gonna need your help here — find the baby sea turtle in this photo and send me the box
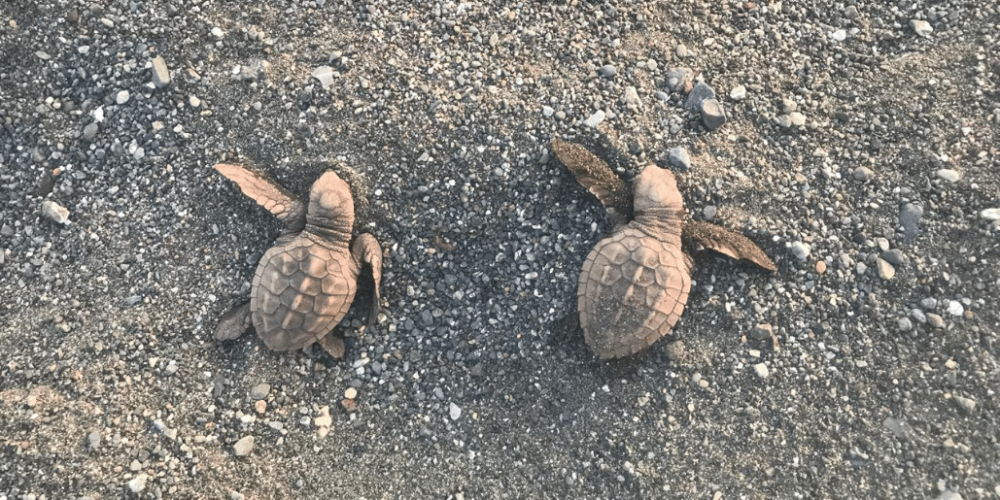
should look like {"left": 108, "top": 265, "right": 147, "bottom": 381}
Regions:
{"left": 553, "top": 138, "right": 775, "bottom": 359}
{"left": 213, "top": 163, "right": 382, "bottom": 359}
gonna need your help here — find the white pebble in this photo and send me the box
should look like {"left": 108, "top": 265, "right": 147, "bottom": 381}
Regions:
{"left": 947, "top": 301, "right": 964, "bottom": 316}
{"left": 115, "top": 90, "right": 130, "bottom": 104}
{"left": 753, "top": 363, "right": 769, "bottom": 379}
{"left": 449, "top": 402, "right": 462, "bottom": 421}
{"left": 41, "top": 200, "right": 70, "bottom": 224}
{"left": 127, "top": 474, "right": 148, "bottom": 493}
{"left": 978, "top": 208, "right": 1000, "bottom": 221}
{"left": 729, "top": 85, "right": 746, "bottom": 100}
{"left": 584, "top": 110, "right": 606, "bottom": 128}
{"left": 935, "top": 169, "right": 960, "bottom": 182}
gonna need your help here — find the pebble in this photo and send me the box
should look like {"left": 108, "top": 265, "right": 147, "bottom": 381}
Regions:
{"left": 646, "top": 59, "right": 658, "bottom": 71}
{"left": 115, "top": 90, "right": 130, "bottom": 104}
{"left": 667, "top": 147, "right": 691, "bottom": 170}
{"left": 233, "top": 436, "right": 254, "bottom": 456}
{"left": 830, "top": 29, "right": 847, "bottom": 42}
{"left": 41, "top": 200, "right": 70, "bottom": 224}
{"left": 675, "top": 44, "right": 690, "bottom": 58}
{"left": 702, "top": 206, "right": 717, "bottom": 220}
{"left": 211, "top": 26, "right": 224, "bottom": 38}
{"left": 910, "top": 20, "right": 933, "bottom": 37}
{"left": 926, "top": 313, "right": 943, "bottom": 328}
{"left": 127, "top": 474, "right": 148, "bottom": 493}
{"left": 254, "top": 400, "right": 266, "bottom": 414}
{"left": 685, "top": 82, "right": 716, "bottom": 111}
{"left": 83, "top": 122, "right": 99, "bottom": 141}
{"left": 750, "top": 323, "right": 773, "bottom": 340}
{"left": 781, "top": 99, "right": 798, "bottom": 113}
{"left": 947, "top": 301, "right": 964, "bottom": 316}
{"left": 314, "top": 406, "right": 333, "bottom": 428}
{"left": 665, "top": 68, "right": 692, "bottom": 93}
{"left": 853, "top": 166, "right": 873, "bottom": 181}
{"left": 344, "top": 387, "right": 358, "bottom": 399}
{"left": 897, "top": 317, "right": 913, "bottom": 332}
{"left": 937, "top": 491, "right": 963, "bottom": 500}
{"left": 952, "top": 396, "right": 976, "bottom": 413}
{"left": 753, "top": 363, "right": 769, "bottom": 379}
{"left": 935, "top": 169, "right": 960, "bottom": 182}
{"left": 654, "top": 91, "right": 669, "bottom": 101}
{"left": 449, "top": 402, "right": 462, "bottom": 421}
{"left": 623, "top": 86, "right": 642, "bottom": 109}
{"left": 980, "top": 208, "right": 1000, "bottom": 221}
{"left": 882, "top": 249, "right": 906, "bottom": 266}
{"left": 312, "top": 66, "right": 335, "bottom": 90}
{"left": 729, "top": 85, "right": 746, "bottom": 100}
{"left": 899, "top": 203, "right": 923, "bottom": 239}
{"left": 88, "top": 431, "right": 101, "bottom": 450}
{"left": 788, "top": 241, "right": 810, "bottom": 261}
{"left": 583, "top": 110, "right": 605, "bottom": 128}
{"left": 598, "top": 64, "right": 617, "bottom": 77}
{"left": 815, "top": 261, "right": 827, "bottom": 274}
{"left": 921, "top": 298, "right": 938, "bottom": 309}
{"left": 250, "top": 383, "right": 270, "bottom": 400}
{"left": 700, "top": 99, "right": 727, "bottom": 131}
{"left": 189, "top": 95, "right": 201, "bottom": 108}
{"left": 788, "top": 112, "right": 806, "bottom": 127}
{"left": 541, "top": 106, "right": 554, "bottom": 117}
{"left": 875, "top": 258, "right": 895, "bottom": 280}
{"left": 151, "top": 56, "right": 170, "bottom": 88}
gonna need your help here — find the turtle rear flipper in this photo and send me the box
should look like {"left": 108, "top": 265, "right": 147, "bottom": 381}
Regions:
{"left": 215, "top": 302, "right": 252, "bottom": 340}
{"left": 351, "top": 233, "right": 383, "bottom": 329}
{"left": 683, "top": 220, "right": 776, "bottom": 271}
{"left": 552, "top": 138, "right": 632, "bottom": 226}
{"left": 214, "top": 164, "right": 308, "bottom": 232}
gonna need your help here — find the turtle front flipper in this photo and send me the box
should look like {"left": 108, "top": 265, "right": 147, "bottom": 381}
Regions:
{"left": 552, "top": 138, "right": 633, "bottom": 227}
{"left": 215, "top": 302, "right": 252, "bottom": 340}
{"left": 351, "top": 233, "right": 383, "bottom": 329}
{"left": 214, "top": 164, "right": 308, "bottom": 232}
{"left": 316, "top": 333, "right": 346, "bottom": 359}
{"left": 682, "top": 220, "right": 776, "bottom": 271}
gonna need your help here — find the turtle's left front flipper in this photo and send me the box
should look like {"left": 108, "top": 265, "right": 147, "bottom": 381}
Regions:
{"left": 683, "top": 220, "right": 777, "bottom": 271}
{"left": 552, "top": 138, "right": 633, "bottom": 227}
{"left": 214, "top": 164, "right": 308, "bottom": 232}
{"left": 352, "top": 233, "right": 383, "bottom": 328}
{"left": 215, "top": 302, "right": 252, "bottom": 340}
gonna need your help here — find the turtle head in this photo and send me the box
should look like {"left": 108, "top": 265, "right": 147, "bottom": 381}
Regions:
{"left": 306, "top": 170, "right": 355, "bottom": 233}
{"left": 632, "top": 165, "right": 684, "bottom": 213}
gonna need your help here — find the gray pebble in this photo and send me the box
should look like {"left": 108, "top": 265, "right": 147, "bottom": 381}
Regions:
{"left": 700, "top": 99, "right": 727, "bottom": 131}
{"left": 665, "top": 68, "right": 692, "bottom": 93}
{"left": 911, "top": 308, "right": 926, "bottom": 323}
{"left": 583, "top": 110, "right": 606, "bottom": 128}
{"left": 623, "top": 86, "right": 641, "bottom": 109}
{"left": 920, "top": 298, "right": 938, "bottom": 309}
{"left": 654, "top": 91, "right": 669, "bottom": 101}
{"left": 541, "top": 106, "right": 554, "bottom": 117}
{"left": 853, "top": 166, "right": 873, "bottom": 181}
{"left": 311, "top": 66, "right": 335, "bottom": 90}
{"left": 667, "top": 147, "right": 691, "bottom": 170}
{"left": 935, "top": 169, "right": 960, "bottom": 183}
{"left": 151, "top": 56, "right": 170, "bottom": 88}
{"left": 910, "top": 19, "right": 933, "bottom": 36}
{"left": 781, "top": 98, "right": 798, "bottom": 113}
{"left": 250, "top": 383, "right": 271, "bottom": 400}
{"left": 598, "top": 64, "right": 617, "bottom": 77}
{"left": 685, "top": 82, "right": 715, "bottom": 111}
{"left": 750, "top": 324, "right": 773, "bottom": 340}
{"left": 953, "top": 396, "right": 975, "bottom": 413}
{"left": 882, "top": 249, "right": 906, "bottom": 266}
{"left": 897, "top": 317, "right": 913, "bottom": 331}
{"left": 83, "top": 122, "right": 99, "bottom": 141}
{"left": 449, "top": 402, "right": 462, "bottom": 421}
{"left": 115, "top": 90, "right": 130, "bottom": 105}
{"left": 702, "top": 206, "right": 717, "bottom": 220}
{"left": 127, "top": 474, "right": 148, "bottom": 493}
{"left": 776, "top": 115, "right": 792, "bottom": 128}
{"left": 899, "top": 203, "right": 923, "bottom": 239}
{"left": 675, "top": 44, "right": 690, "bottom": 58}
{"left": 788, "top": 241, "right": 811, "bottom": 261}
{"left": 88, "top": 431, "right": 101, "bottom": 450}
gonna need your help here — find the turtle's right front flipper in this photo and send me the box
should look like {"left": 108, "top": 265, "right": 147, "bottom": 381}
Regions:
{"left": 214, "top": 164, "right": 308, "bottom": 232}
{"left": 552, "top": 138, "right": 633, "bottom": 226}
{"left": 215, "top": 302, "right": 252, "bottom": 341}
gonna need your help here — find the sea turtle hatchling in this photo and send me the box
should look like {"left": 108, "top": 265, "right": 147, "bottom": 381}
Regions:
{"left": 553, "top": 138, "right": 776, "bottom": 359}
{"left": 213, "top": 163, "right": 382, "bottom": 359}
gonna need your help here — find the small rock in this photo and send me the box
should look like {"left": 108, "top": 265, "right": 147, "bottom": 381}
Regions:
{"left": 344, "top": 387, "right": 358, "bottom": 399}
{"left": 788, "top": 241, "right": 810, "bottom": 261}
{"left": 897, "top": 317, "right": 913, "bottom": 332}
{"left": 702, "top": 206, "right": 717, "bottom": 220}
{"left": 882, "top": 249, "right": 906, "bottom": 266}
{"left": 654, "top": 91, "right": 669, "bottom": 101}
{"left": 875, "top": 258, "right": 896, "bottom": 280}
{"left": 750, "top": 324, "right": 773, "bottom": 340}
{"left": 952, "top": 396, "right": 976, "bottom": 413}
{"left": 583, "top": 110, "right": 606, "bottom": 128}
{"left": 937, "top": 490, "right": 963, "bottom": 500}
{"left": 844, "top": 6, "right": 859, "bottom": 19}
{"left": 314, "top": 406, "right": 333, "bottom": 428}
{"left": 685, "top": 82, "right": 716, "bottom": 111}
{"left": 910, "top": 19, "right": 933, "bottom": 37}
{"left": 830, "top": 29, "right": 847, "bottom": 42}
{"left": 667, "top": 147, "right": 691, "bottom": 170}
{"left": 781, "top": 98, "right": 798, "bottom": 113}
{"left": 776, "top": 115, "right": 792, "bottom": 128}
{"left": 753, "top": 363, "right": 769, "bottom": 379}
{"left": 899, "top": 203, "right": 923, "bottom": 239}
{"left": 921, "top": 298, "right": 938, "bottom": 309}
{"left": 250, "top": 383, "right": 270, "bottom": 400}
{"left": 311, "top": 65, "right": 335, "bottom": 90}
{"left": 815, "top": 261, "right": 827, "bottom": 274}
{"left": 449, "top": 402, "right": 462, "bottom": 421}
{"left": 211, "top": 26, "right": 225, "bottom": 38}
{"left": 115, "top": 90, "right": 130, "bottom": 104}
{"left": 646, "top": 59, "right": 658, "bottom": 71}
{"left": 729, "top": 85, "right": 746, "bottom": 100}
{"left": 623, "top": 86, "right": 642, "bottom": 109}
{"left": 926, "top": 313, "right": 944, "bottom": 328}
{"left": 541, "top": 106, "right": 554, "bottom": 117}
{"left": 853, "top": 166, "right": 873, "bottom": 181}
{"left": 675, "top": 44, "right": 690, "bottom": 58}
{"left": 935, "top": 169, "right": 960, "bottom": 182}
{"left": 83, "top": 122, "right": 99, "bottom": 141}
{"left": 788, "top": 112, "right": 806, "bottom": 127}
{"left": 233, "top": 436, "right": 254, "bottom": 456}
{"left": 700, "top": 99, "right": 726, "bottom": 131}
{"left": 980, "top": 208, "right": 1000, "bottom": 221}
{"left": 127, "top": 474, "right": 148, "bottom": 493}
{"left": 42, "top": 200, "right": 70, "bottom": 224}
{"left": 665, "top": 68, "right": 692, "bottom": 93}
{"left": 664, "top": 341, "right": 686, "bottom": 363}
{"left": 151, "top": 56, "right": 170, "bottom": 88}
{"left": 598, "top": 64, "right": 617, "bottom": 77}
{"left": 254, "top": 400, "right": 266, "bottom": 414}
{"left": 189, "top": 95, "right": 201, "bottom": 108}
{"left": 947, "top": 301, "right": 964, "bottom": 316}
{"left": 88, "top": 431, "right": 101, "bottom": 450}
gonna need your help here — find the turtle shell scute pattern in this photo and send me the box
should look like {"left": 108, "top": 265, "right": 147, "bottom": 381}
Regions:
{"left": 578, "top": 226, "right": 692, "bottom": 359}
{"left": 251, "top": 234, "right": 355, "bottom": 351}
